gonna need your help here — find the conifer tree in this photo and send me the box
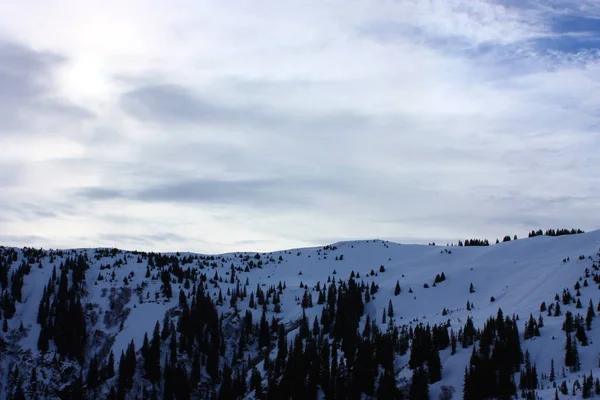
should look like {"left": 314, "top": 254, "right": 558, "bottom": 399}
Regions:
{"left": 428, "top": 346, "right": 442, "bottom": 383}
{"left": 576, "top": 324, "right": 588, "bottom": 346}
{"left": 106, "top": 351, "right": 115, "bottom": 379}
{"left": 586, "top": 300, "right": 595, "bottom": 330}
{"left": 13, "top": 378, "right": 26, "bottom": 400}
{"left": 376, "top": 370, "right": 397, "bottom": 400}
{"left": 87, "top": 355, "right": 99, "bottom": 389}
{"left": 565, "top": 333, "right": 580, "bottom": 371}
{"left": 387, "top": 300, "right": 394, "bottom": 319}
{"left": 145, "top": 321, "right": 161, "bottom": 383}
{"left": 259, "top": 309, "right": 271, "bottom": 348}
{"left": 410, "top": 366, "right": 429, "bottom": 399}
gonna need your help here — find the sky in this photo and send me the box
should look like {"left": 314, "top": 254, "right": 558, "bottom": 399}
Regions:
{"left": 1, "top": 0, "right": 600, "bottom": 253}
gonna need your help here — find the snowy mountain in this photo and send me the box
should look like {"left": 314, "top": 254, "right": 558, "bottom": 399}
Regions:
{"left": 1, "top": 229, "right": 599, "bottom": 399}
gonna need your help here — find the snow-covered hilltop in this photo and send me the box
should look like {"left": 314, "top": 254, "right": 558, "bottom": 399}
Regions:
{"left": 1, "top": 229, "right": 599, "bottom": 399}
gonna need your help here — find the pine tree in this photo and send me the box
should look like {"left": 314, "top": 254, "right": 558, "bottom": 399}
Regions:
{"left": 29, "top": 368, "right": 38, "bottom": 396}
{"left": 586, "top": 299, "right": 595, "bottom": 330}
{"left": 106, "top": 351, "right": 115, "bottom": 378}
{"left": 410, "top": 366, "right": 429, "bottom": 400}
{"left": 560, "top": 381, "right": 568, "bottom": 395}
{"left": 463, "top": 367, "right": 473, "bottom": 400}
{"left": 13, "top": 378, "right": 26, "bottom": 400}
{"left": 161, "top": 314, "right": 171, "bottom": 340}
{"left": 258, "top": 309, "right": 270, "bottom": 348}
{"left": 376, "top": 370, "right": 397, "bottom": 400}
{"left": 565, "top": 333, "right": 580, "bottom": 371}
{"left": 37, "top": 325, "right": 49, "bottom": 352}
{"left": 450, "top": 330, "right": 457, "bottom": 355}
{"left": 87, "top": 355, "right": 99, "bottom": 389}
{"left": 169, "top": 331, "right": 177, "bottom": 366}
{"left": 164, "top": 357, "right": 173, "bottom": 400}
{"left": 428, "top": 346, "right": 442, "bottom": 383}
{"left": 576, "top": 324, "right": 588, "bottom": 346}
{"left": 145, "top": 321, "right": 162, "bottom": 382}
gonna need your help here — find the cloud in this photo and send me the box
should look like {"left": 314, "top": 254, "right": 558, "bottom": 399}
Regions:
{"left": 0, "top": 40, "right": 94, "bottom": 133}
{"left": 0, "top": 234, "right": 49, "bottom": 246}
{"left": 120, "top": 83, "right": 369, "bottom": 134}
{"left": 75, "top": 176, "right": 337, "bottom": 211}
{"left": 77, "top": 187, "right": 124, "bottom": 201}
{"left": 97, "top": 232, "right": 188, "bottom": 248}
{"left": 1, "top": 0, "right": 600, "bottom": 252}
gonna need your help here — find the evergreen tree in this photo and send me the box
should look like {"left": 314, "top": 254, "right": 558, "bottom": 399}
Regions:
{"left": 586, "top": 299, "right": 595, "bottom": 330}
{"left": 250, "top": 368, "right": 262, "bottom": 398}
{"left": 565, "top": 333, "right": 580, "bottom": 371}
{"left": 258, "top": 309, "right": 270, "bottom": 348}
{"left": 106, "top": 351, "right": 115, "bottom": 379}
{"left": 463, "top": 367, "right": 473, "bottom": 400}
{"left": 387, "top": 300, "right": 394, "bottom": 319}
{"left": 576, "top": 324, "right": 588, "bottom": 346}
{"left": 376, "top": 370, "right": 397, "bottom": 400}
{"left": 145, "top": 321, "right": 162, "bottom": 383}
{"left": 13, "top": 379, "right": 26, "bottom": 400}
{"left": 428, "top": 345, "right": 442, "bottom": 383}
{"left": 410, "top": 366, "right": 429, "bottom": 399}
{"left": 87, "top": 355, "right": 99, "bottom": 389}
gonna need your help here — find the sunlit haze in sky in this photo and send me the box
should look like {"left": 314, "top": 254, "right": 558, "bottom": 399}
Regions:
{"left": 1, "top": 0, "right": 600, "bottom": 253}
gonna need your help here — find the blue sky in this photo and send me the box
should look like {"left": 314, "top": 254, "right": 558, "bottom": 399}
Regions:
{"left": 0, "top": 0, "right": 599, "bottom": 252}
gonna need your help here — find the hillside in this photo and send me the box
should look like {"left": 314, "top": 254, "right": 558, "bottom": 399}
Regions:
{"left": 1, "top": 230, "right": 599, "bottom": 399}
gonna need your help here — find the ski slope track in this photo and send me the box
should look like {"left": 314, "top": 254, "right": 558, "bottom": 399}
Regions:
{"left": 1, "top": 230, "right": 600, "bottom": 399}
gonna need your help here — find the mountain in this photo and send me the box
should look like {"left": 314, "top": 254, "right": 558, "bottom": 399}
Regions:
{"left": 0, "top": 229, "right": 598, "bottom": 399}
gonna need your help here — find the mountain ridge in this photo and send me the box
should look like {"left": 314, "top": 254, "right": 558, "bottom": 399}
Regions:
{"left": 1, "top": 229, "right": 599, "bottom": 399}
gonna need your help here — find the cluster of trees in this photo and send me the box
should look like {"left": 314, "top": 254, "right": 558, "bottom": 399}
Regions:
{"left": 408, "top": 324, "right": 445, "bottom": 384}
{"left": 518, "top": 351, "right": 538, "bottom": 399}
{"left": 458, "top": 239, "right": 490, "bottom": 247}
{"left": 451, "top": 227, "right": 585, "bottom": 246}
{"left": 528, "top": 228, "right": 585, "bottom": 237}
{"left": 580, "top": 371, "right": 600, "bottom": 398}
{"left": 433, "top": 272, "right": 447, "bottom": 285}
{"left": 528, "top": 229, "right": 545, "bottom": 238}
{"left": 499, "top": 235, "right": 517, "bottom": 243}
{"left": 5, "top": 231, "right": 598, "bottom": 400}
{"left": 0, "top": 250, "right": 33, "bottom": 322}
{"left": 37, "top": 257, "right": 89, "bottom": 363}
{"left": 463, "top": 309, "right": 523, "bottom": 399}
{"left": 546, "top": 228, "right": 585, "bottom": 237}
{"left": 523, "top": 314, "right": 542, "bottom": 340}
{"left": 104, "top": 282, "right": 223, "bottom": 399}
{"left": 252, "top": 275, "right": 413, "bottom": 399}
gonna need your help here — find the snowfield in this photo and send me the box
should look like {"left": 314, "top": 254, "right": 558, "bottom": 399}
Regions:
{"left": 2, "top": 229, "right": 600, "bottom": 399}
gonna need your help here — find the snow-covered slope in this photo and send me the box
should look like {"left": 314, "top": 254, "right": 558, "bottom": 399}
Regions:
{"left": 1, "top": 230, "right": 600, "bottom": 399}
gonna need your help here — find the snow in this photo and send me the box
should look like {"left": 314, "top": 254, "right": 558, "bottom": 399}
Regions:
{"left": 5, "top": 230, "right": 600, "bottom": 399}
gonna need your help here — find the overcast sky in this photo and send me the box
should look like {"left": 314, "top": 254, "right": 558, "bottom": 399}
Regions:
{"left": 1, "top": 0, "right": 599, "bottom": 253}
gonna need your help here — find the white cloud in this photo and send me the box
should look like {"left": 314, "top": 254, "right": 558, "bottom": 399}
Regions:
{"left": 0, "top": 0, "right": 599, "bottom": 252}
